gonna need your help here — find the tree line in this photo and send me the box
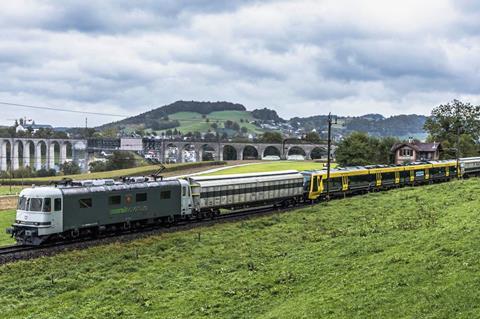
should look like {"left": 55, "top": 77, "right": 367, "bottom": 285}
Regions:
{"left": 335, "top": 99, "right": 480, "bottom": 166}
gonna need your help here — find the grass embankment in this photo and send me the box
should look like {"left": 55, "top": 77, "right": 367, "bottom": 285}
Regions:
{"left": 0, "top": 186, "right": 24, "bottom": 196}
{"left": 204, "top": 161, "right": 329, "bottom": 175}
{"left": 1, "top": 179, "right": 480, "bottom": 318}
{"left": 2, "top": 161, "right": 226, "bottom": 185}
{"left": 0, "top": 210, "right": 14, "bottom": 246}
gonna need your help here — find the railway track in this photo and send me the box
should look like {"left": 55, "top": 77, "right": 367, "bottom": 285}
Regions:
{"left": 0, "top": 244, "right": 37, "bottom": 255}
{"left": 0, "top": 202, "right": 301, "bottom": 264}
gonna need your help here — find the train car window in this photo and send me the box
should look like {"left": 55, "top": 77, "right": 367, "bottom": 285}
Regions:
{"left": 312, "top": 176, "right": 318, "bottom": 192}
{"left": 382, "top": 172, "right": 395, "bottom": 182}
{"left": 136, "top": 193, "right": 147, "bottom": 202}
{"left": 30, "top": 198, "right": 43, "bottom": 211}
{"left": 331, "top": 178, "right": 343, "bottom": 191}
{"left": 160, "top": 191, "right": 171, "bottom": 199}
{"left": 54, "top": 198, "right": 62, "bottom": 211}
{"left": 182, "top": 187, "right": 186, "bottom": 196}
{"left": 43, "top": 198, "right": 51, "bottom": 212}
{"left": 109, "top": 195, "right": 121, "bottom": 205}
{"left": 79, "top": 198, "right": 92, "bottom": 209}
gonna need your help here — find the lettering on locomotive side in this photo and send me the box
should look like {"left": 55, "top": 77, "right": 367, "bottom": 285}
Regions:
{"left": 110, "top": 206, "right": 148, "bottom": 215}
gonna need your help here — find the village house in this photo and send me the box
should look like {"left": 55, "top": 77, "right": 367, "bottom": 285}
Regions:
{"left": 391, "top": 140, "right": 442, "bottom": 164}
{"left": 15, "top": 119, "right": 53, "bottom": 134}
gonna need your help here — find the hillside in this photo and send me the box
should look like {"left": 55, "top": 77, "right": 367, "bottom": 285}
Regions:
{"left": 99, "top": 101, "right": 247, "bottom": 130}
{"left": 291, "top": 114, "right": 428, "bottom": 138}
{"left": 167, "top": 110, "right": 264, "bottom": 135}
{"left": 97, "top": 100, "right": 427, "bottom": 138}
{"left": 1, "top": 179, "right": 479, "bottom": 318}
{"left": 98, "top": 101, "right": 273, "bottom": 136}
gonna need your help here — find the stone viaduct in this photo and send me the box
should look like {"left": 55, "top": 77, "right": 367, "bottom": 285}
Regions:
{"left": 142, "top": 139, "right": 334, "bottom": 163}
{"left": 0, "top": 138, "right": 86, "bottom": 171}
{"left": 0, "top": 137, "right": 334, "bottom": 171}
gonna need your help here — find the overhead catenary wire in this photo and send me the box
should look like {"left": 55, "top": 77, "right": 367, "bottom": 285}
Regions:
{"left": 0, "top": 101, "right": 130, "bottom": 118}
{"left": 0, "top": 101, "right": 254, "bottom": 123}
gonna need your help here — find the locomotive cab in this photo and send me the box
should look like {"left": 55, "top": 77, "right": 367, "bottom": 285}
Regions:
{"left": 7, "top": 187, "right": 63, "bottom": 245}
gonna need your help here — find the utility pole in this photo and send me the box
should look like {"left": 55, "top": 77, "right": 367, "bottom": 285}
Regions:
{"left": 456, "top": 124, "right": 461, "bottom": 178}
{"left": 326, "top": 113, "right": 336, "bottom": 200}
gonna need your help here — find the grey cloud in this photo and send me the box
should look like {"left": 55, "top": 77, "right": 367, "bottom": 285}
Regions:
{"left": 0, "top": 0, "right": 480, "bottom": 127}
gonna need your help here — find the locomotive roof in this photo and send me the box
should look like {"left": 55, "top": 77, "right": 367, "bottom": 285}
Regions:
{"left": 60, "top": 180, "right": 181, "bottom": 196}
{"left": 20, "top": 180, "right": 181, "bottom": 197}
{"left": 19, "top": 187, "right": 63, "bottom": 198}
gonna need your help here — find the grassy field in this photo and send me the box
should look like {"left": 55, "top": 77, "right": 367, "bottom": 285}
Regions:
{"left": 204, "top": 161, "right": 328, "bottom": 175}
{"left": 2, "top": 161, "right": 226, "bottom": 185}
{"left": 0, "top": 210, "right": 15, "bottom": 246}
{"left": 0, "top": 186, "right": 24, "bottom": 196}
{"left": 155, "top": 111, "right": 264, "bottom": 135}
{"left": 1, "top": 179, "right": 480, "bottom": 318}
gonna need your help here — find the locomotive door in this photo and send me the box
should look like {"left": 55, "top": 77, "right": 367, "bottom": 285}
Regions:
{"left": 179, "top": 180, "right": 193, "bottom": 216}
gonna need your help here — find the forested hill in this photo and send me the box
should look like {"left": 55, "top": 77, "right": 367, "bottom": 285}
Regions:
{"left": 291, "top": 114, "right": 428, "bottom": 138}
{"left": 98, "top": 101, "right": 247, "bottom": 129}
{"left": 97, "top": 100, "right": 427, "bottom": 138}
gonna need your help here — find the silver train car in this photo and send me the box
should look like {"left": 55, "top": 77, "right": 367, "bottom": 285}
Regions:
{"left": 187, "top": 170, "right": 305, "bottom": 214}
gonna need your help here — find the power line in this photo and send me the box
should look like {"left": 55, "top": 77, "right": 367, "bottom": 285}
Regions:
{"left": 0, "top": 101, "right": 130, "bottom": 118}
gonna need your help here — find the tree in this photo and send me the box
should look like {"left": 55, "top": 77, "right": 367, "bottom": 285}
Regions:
{"left": 210, "top": 123, "right": 218, "bottom": 130}
{"left": 425, "top": 100, "right": 480, "bottom": 140}
{"left": 240, "top": 127, "right": 248, "bottom": 134}
{"left": 89, "top": 160, "right": 107, "bottom": 173}
{"left": 106, "top": 151, "right": 137, "bottom": 170}
{"left": 304, "top": 131, "right": 321, "bottom": 143}
{"left": 260, "top": 132, "right": 283, "bottom": 143}
{"left": 35, "top": 168, "right": 57, "bottom": 177}
{"left": 60, "top": 161, "right": 81, "bottom": 175}
{"left": 424, "top": 100, "right": 480, "bottom": 158}
{"left": 102, "top": 127, "right": 119, "bottom": 138}
{"left": 335, "top": 132, "right": 397, "bottom": 166}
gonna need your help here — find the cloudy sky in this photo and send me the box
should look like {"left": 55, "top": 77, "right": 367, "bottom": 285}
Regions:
{"left": 1, "top": 0, "right": 480, "bottom": 127}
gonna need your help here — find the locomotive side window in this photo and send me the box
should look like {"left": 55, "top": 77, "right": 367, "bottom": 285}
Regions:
{"left": 54, "top": 198, "right": 62, "bottom": 211}
{"left": 43, "top": 198, "right": 51, "bottom": 212}
{"left": 136, "top": 193, "right": 147, "bottom": 202}
{"left": 79, "top": 198, "right": 93, "bottom": 208}
{"left": 160, "top": 191, "right": 171, "bottom": 199}
{"left": 109, "top": 195, "right": 121, "bottom": 205}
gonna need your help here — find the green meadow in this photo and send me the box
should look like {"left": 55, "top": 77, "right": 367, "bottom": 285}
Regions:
{"left": 204, "top": 161, "right": 328, "bottom": 175}
{"left": 1, "top": 179, "right": 480, "bottom": 318}
{"left": 156, "top": 111, "right": 264, "bottom": 135}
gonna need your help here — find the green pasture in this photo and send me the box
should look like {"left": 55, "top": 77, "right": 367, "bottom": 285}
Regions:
{"left": 156, "top": 111, "right": 264, "bottom": 135}
{"left": 1, "top": 179, "right": 479, "bottom": 318}
{"left": 203, "top": 161, "right": 328, "bottom": 175}
{"left": 0, "top": 210, "right": 15, "bottom": 246}
{"left": 0, "top": 186, "right": 24, "bottom": 196}
{"left": 3, "top": 161, "right": 226, "bottom": 185}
